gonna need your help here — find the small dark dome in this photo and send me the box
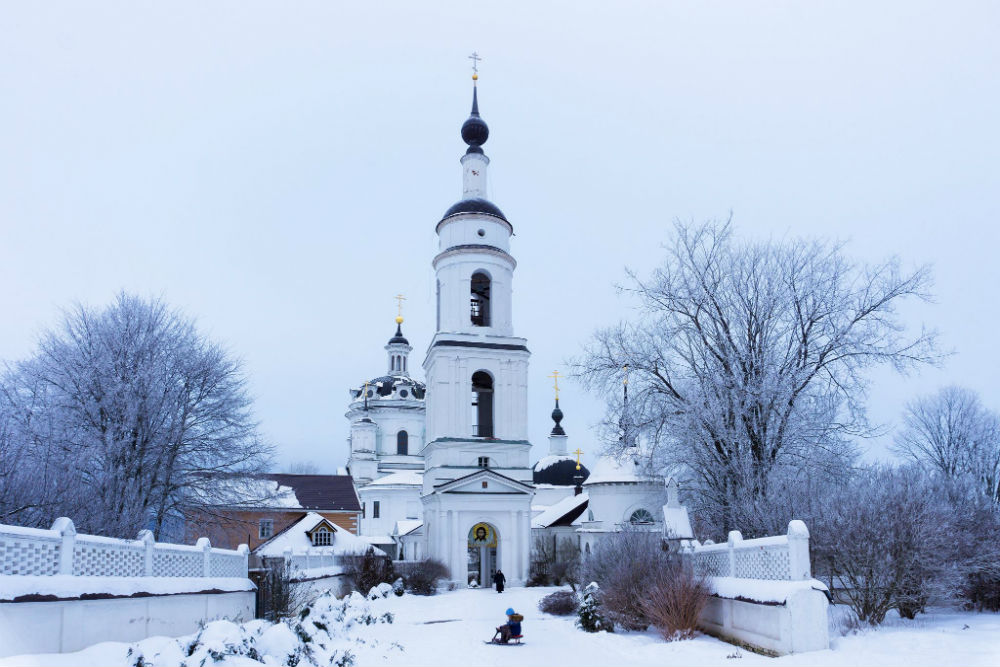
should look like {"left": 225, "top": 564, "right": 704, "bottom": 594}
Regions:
{"left": 532, "top": 456, "right": 591, "bottom": 487}
{"left": 551, "top": 401, "right": 565, "bottom": 436}
{"left": 441, "top": 197, "right": 507, "bottom": 222}
{"left": 461, "top": 86, "right": 489, "bottom": 149}
{"left": 387, "top": 323, "right": 409, "bottom": 346}
{"left": 461, "top": 115, "right": 489, "bottom": 148}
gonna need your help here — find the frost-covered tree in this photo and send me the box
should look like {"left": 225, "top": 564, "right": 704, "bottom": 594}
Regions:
{"left": 893, "top": 386, "right": 1000, "bottom": 503}
{"left": 576, "top": 220, "right": 937, "bottom": 536}
{"left": 0, "top": 293, "right": 272, "bottom": 538}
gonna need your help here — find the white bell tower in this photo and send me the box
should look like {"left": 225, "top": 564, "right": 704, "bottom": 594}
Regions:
{"left": 421, "top": 70, "right": 534, "bottom": 586}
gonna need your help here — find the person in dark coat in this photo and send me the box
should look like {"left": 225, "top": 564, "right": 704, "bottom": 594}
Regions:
{"left": 492, "top": 569, "right": 506, "bottom": 593}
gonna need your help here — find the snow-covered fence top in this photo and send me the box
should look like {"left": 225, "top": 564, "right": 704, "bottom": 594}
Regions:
{"left": 0, "top": 517, "right": 248, "bottom": 579}
{"left": 691, "top": 519, "right": 811, "bottom": 581}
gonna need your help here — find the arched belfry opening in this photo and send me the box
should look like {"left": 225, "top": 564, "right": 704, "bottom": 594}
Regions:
{"left": 471, "top": 371, "right": 494, "bottom": 438}
{"left": 470, "top": 272, "right": 491, "bottom": 326}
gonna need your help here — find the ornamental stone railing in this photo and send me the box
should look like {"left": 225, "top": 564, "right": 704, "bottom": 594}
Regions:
{"left": 0, "top": 517, "right": 248, "bottom": 579}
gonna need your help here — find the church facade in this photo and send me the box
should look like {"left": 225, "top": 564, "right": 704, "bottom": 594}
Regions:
{"left": 345, "top": 76, "right": 683, "bottom": 587}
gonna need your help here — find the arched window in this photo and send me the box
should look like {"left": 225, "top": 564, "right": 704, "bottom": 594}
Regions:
{"left": 397, "top": 430, "right": 408, "bottom": 455}
{"left": 470, "top": 272, "right": 491, "bottom": 326}
{"left": 471, "top": 371, "right": 494, "bottom": 438}
{"left": 629, "top": 509, "right": 656, "bottom": 525}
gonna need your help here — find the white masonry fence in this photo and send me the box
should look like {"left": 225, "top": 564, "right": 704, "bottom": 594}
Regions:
{"left": 684, "top": 520, "right": 830, "bottom": 656}
{"left": 0, "top": 517, "right": 248, "bottom": 579}
{"left": 690, "top": 519, "right": 812, "bottom": 582}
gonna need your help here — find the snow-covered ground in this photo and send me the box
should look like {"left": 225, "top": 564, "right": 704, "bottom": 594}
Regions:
{"left": 2, "top": 586, "right": 999, "bottom": 666}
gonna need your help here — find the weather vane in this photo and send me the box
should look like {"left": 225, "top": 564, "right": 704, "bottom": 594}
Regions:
{"left": 468, "top": 51, "right": 482, "bottom": 80}
{"left": 394, "top": 294, "right": 406, "bottom": 324}
{"left": 547, "top": 370, "right": 561, "bottom": 401}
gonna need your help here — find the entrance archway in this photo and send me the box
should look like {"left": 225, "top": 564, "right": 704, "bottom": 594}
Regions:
{"left": 467, "top": 522, "right": 498, "bottom": 587}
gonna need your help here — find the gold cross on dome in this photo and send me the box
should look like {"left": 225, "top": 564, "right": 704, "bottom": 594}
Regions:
{"left": 394, "top": 294, "right": 406, "bottom": 321}
{"left": 468, "top": 51, "right": 482, "bottom": 76}
{"left": 573, "top": 447, "right": 584, "bottom": 471}
{"left": 361, "top": 380, "right": 370, "bottom": 398}
{"left": 623, "top": 363, "right": 630, "bottom": 386}
{"left": 547, "top": 370, "right": 561, "bottom": 400}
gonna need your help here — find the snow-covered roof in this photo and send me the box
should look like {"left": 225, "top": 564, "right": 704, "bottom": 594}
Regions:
{"left": 256, "top": 512, "right": 379, "bottom": 557}
{"left": 663, "top": 505, "right": 693, "bottom": 540}
{"left": 366, "top": 470, "right": 422, "bottom": 487}
{"left": 533, "top": 455, "right": 574, "bottom": 473}
{"left": 358, "top": 535, "right": 395, "bottom": 546}
{"left": 532, "top": 493, "right": 589, "bottom": 529}
{"left": 192, "top": 477, "right": 302, "bottom": 508}
{"left": 394, "top": 520, "right": 422, "bottom": 537}
{"left": 583, "top": 448, "right": 657, "bottom": 486}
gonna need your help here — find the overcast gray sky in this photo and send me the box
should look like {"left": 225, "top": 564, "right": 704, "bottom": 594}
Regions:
{"left": 1, "top": 2, "right": 998, "bottom": 472}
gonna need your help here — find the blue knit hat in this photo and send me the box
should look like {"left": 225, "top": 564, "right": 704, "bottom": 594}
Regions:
{"left": 506, "top": 608, "right": 515, "bottom": 615}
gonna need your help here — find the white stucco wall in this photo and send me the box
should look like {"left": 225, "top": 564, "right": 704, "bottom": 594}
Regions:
{"left": 0, "top": 591, "right": 254, "bottom": 658}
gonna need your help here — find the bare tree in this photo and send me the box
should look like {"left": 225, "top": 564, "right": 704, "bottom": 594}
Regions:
{"left": 284, "top": 460, "right": 321, "bottom": 474}
{"left": 893, "top": 386, "right": 1000, "bottom": 503}
{"left": 0, "top": 293, "right": 273, "bottom": 538}
{"left": 576, "top": 220, "right": 938, "bottom": 536}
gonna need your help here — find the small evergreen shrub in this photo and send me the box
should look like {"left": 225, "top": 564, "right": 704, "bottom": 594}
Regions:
{"left": 576, "top": 582, "right": 612, "bottom": 633}
{"left": 539, "top": 590, "right": 578, "bottom": 616}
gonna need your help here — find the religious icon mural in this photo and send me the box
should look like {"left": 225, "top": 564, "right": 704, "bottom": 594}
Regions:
{"left": 468, "top": 522, "right": 497, "bottom": 548}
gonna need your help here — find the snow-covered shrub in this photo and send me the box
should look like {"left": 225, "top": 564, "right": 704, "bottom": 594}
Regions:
{"left": 404, "top": 558, "right": 449, "bottom": 595}
{"left": 576, "top": 582, "right": 612, "bottom": 633}
{"left": 581, "top": 528, "right": 670, "bottom": 630}
{"left": 539, "top": 590, "right": 578, "bottom": 616}
{"left": 392, "top": 577, "right": 405, "bottom": 597}
{"left": 342, "top": 547, "right": 396, "bottom": 595}
{"left": 640, "top": 559, "right": 709, "bottom": 640}
{"left": 367, "top": 582, "right": 393, "bottom": 600}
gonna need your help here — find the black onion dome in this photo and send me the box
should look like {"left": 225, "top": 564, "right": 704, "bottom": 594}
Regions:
{"left": 355, "top": 375, "right": 426, "bottom": 400}
{"left": 550, "top": 400, "right": 565, "bottom": 436}
{"left": 441, "top": 197, "right": 507, "bottom": 222}
{"left": 387, "top": 323, "right": 409, "bottom": 345}
{"left": 461, "top": 86, "right": 489, "bottom": 151}
{"left": 533, "top": 457, "right": 591, "bottom": 486}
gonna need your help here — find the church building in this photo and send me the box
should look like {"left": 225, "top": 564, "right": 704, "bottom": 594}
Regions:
{"left": 345, "top": 70, "right": 686, "bottom": 587}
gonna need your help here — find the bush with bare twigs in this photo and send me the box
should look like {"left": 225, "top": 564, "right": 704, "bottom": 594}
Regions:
{"left": 640, "top": 560, "right": 709, "bottom": 640}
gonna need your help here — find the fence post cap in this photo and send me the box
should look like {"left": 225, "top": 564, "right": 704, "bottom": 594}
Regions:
{"left": 51, "top": 517, "right": 76, "bottom": 536}
{"left": 727, "top": 530, "right": 743, "bottom": 546}
{"left": 787, "top": 519, "right": 809, "bottom": 538}
{"left": 196, "top": 537, "right": 211, "bottom": 550}
{"left": 237, "top": 544, "right": 250, "bottom": 555}
{"left": 137, "top": 529, "right": 155, "bottom": 544}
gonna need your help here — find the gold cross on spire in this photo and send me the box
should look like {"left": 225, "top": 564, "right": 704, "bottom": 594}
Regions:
{"left": 623, "top": 363, "right": 630, "bottom": 385}
{"left": 468, "top": 51, "right": 482, "bottom": 80}
{"left": 394, "top": 294, "right": 406, "bottom": 324}
{"left": 547, "top": 370, "right": 562, "bottom": 400}
{"left": 573, "top": 447, "right": 584, "bottom": 471}
{"left": 361, "top": 380, "right": 370, "bottom": 400}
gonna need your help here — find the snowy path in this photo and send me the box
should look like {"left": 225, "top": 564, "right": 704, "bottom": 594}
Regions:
{"left": 353, "top": 587, "right": 1000, "bottom": 667}
{"left": 2, "top": 586, "right": 999, "bottom": 666}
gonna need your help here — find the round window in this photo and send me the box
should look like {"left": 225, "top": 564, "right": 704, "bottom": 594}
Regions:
{"left": 400, "top": 389, "right": 408, "bottom": 398}
{"left": 477, "top": 228, "right": 486, "bottom": 237}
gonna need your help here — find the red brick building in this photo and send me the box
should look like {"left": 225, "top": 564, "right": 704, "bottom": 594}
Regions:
{"left": 185, "top": 474, "right": 362, "bottom": 551}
